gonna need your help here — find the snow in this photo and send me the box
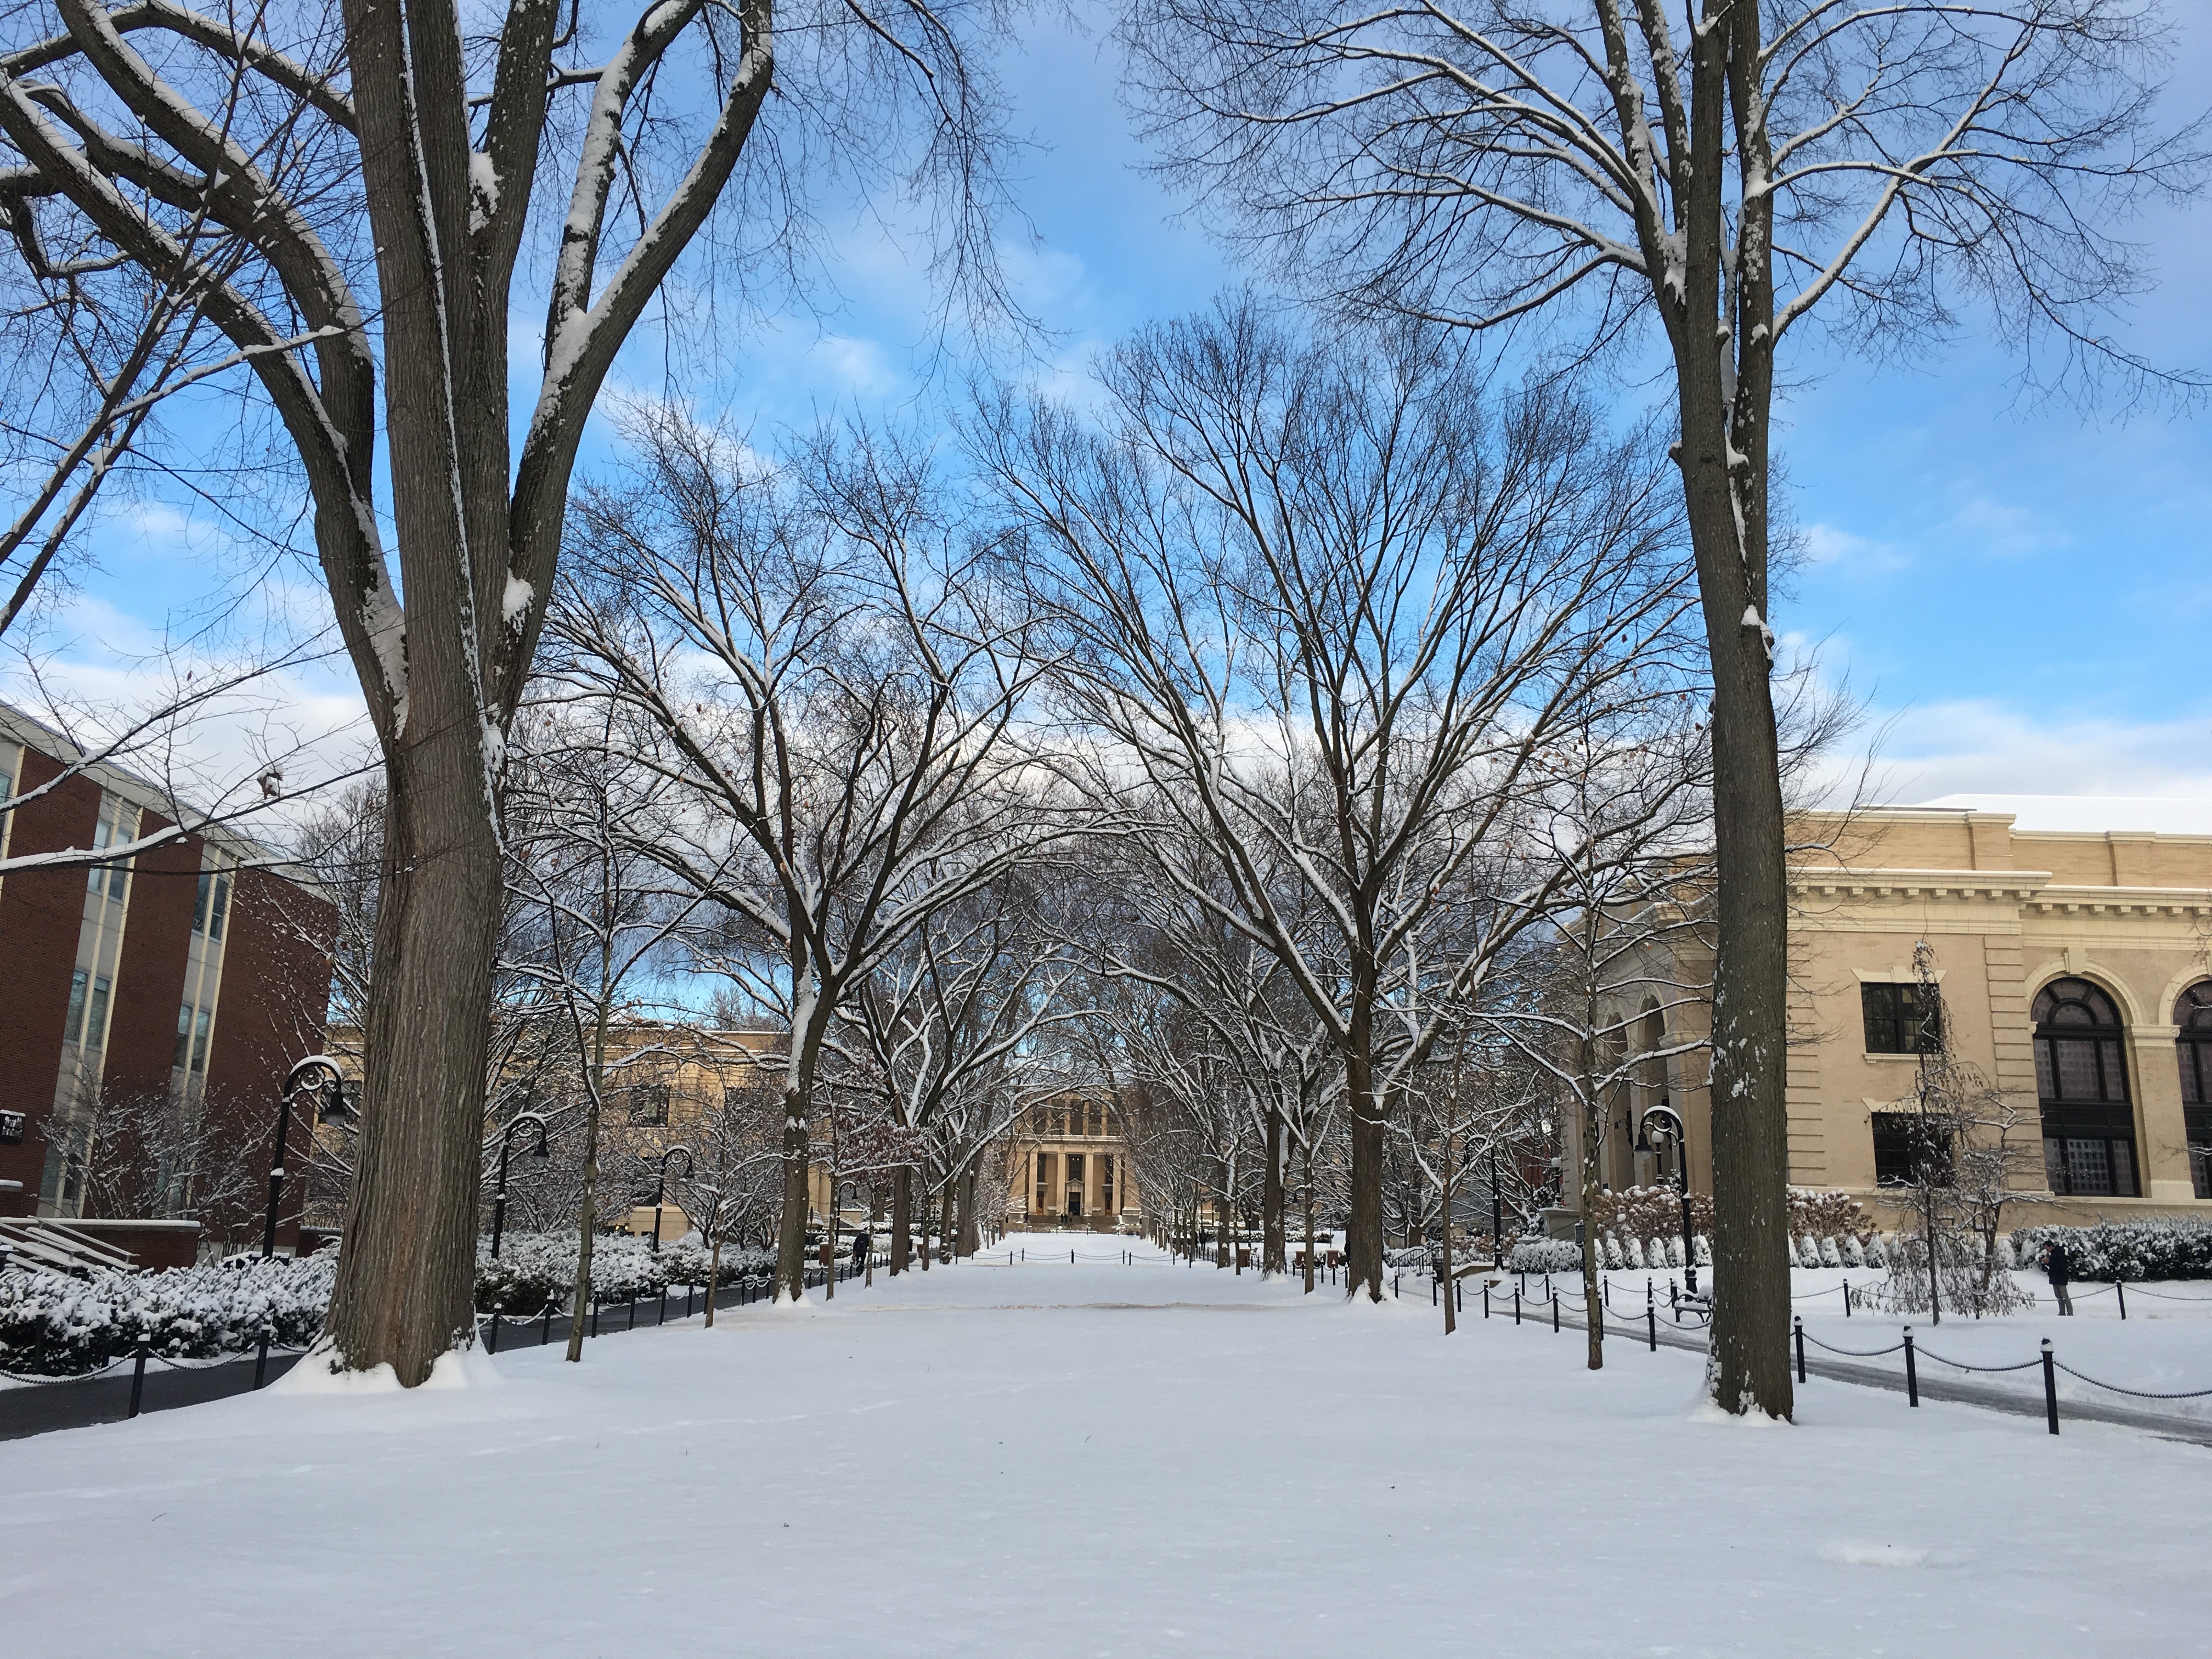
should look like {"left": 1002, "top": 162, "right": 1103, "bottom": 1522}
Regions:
{"left": 269, "top": 1340, "right": 503, "bottom": 1395}
{"left": 1910, "top": 794, "right": 2212, "bottom": 836}
{"left": 500, "top": 570, "right": 533, "bottom": 625}
{"left": 4, "top": 1246, "right": 2209, "bottom": 1656}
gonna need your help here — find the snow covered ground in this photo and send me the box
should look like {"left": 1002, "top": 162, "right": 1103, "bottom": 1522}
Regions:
{"left": 4, "top": 1244, "right": 2209, "bottom": 1657}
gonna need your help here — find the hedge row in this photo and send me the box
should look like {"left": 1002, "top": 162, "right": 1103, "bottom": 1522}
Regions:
{"left": 2010, "top": 1218, "right": 2212, "bottom": 1282}
{"left": 0, "top": 1255, "right": 335, "bottom": 1378}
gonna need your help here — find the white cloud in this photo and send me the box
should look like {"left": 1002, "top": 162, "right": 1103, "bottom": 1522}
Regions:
{"left": 1802, "top": 521, "right": 1909, "bottom": 573}
{"left": 1818, "top": 697, "right": 2212, "bottom": 809}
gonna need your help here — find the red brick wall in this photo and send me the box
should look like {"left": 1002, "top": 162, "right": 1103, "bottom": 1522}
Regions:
{"left": 0, "top": 749, "right": 101, "bottom": 1213}
{"left": 104, "top": 811, "right": 198, "bottom": 1112}
{"left": 199, "top": 866, "right": 336, "bottom": 1248}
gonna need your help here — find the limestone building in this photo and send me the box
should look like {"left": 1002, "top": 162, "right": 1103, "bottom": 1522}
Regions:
{"left": 1004, "top": 1094, "right": 1142, "bottom": 1232}
{"left": 1571, "top": 799, "right": 2212, "bottom": 1228}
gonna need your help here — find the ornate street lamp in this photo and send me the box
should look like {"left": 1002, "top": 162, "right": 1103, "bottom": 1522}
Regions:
{"left": 264, "top": 1056, "right": 343, "bottom": 1259}
{"left": 1635, "top": 1102, "right": 1697, "bottom": 1295}
{"left": 648, "top": 1144, "right": 694, "bottom": 1253}
{"left": 489, "top": 1112, "right": 551, "bottom": 1260}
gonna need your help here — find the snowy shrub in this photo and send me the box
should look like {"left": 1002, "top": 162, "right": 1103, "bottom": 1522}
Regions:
{"left": 1839, "top": 1234, "right": 1865, "bottom": 1269}
{"left": 2009, "top": 1219, "right": 2212, "bottom": 1282}
{"left": 1859, "top": 1233, "right": 2036, "bottom": 1316}
{"left": 476, "top": 1233, "right": 776, "bottom": 1312}
{"left": 1818, "top": 1237, "right": 1843, "bottom": 1269}
{"left": 1796, "top": 1235, "right": 1823, "bottom": 1269}
{"left": 0, "top": 1255, "right": 335, "bottom": 1378}
{"left": 1506, "top": 1238, "right": 1582, "bottom": 1274}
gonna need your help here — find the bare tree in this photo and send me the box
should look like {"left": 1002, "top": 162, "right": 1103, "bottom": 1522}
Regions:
{"left": 501, "top": 711, "right": 697, "bottom": 1361}
{"left": 0, "top": 0, "right": 1025, "bottom": 1384}
{"left": 1123, "top": 0, "right": 2205, "bottom": 1417}
{"left": 552, "top": 416, "right": 1072, "bottom": 1302}
{"left": 980, "top": 300, "right": 1696, "bottom": 1300}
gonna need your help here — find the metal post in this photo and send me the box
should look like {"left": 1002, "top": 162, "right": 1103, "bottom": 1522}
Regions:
{"left": 629, "top": 1297, "right": 638, "bottom": 1330}
{"left": 1551, "top": 1289, "right": 1559, "bottom": 1333}
{"left": 1646, "top": 1296, "right": 1656, "bottom": 1352}
{"left": 1514, "top": 1289, "right": 1522, "bottom": 1325}
{"left": 488, "top": 1314, "right": 500, "bottom": 1355}
{"left": 1903, "top": 1327, "right": 1918, "bottom": 1406}
{"left": 2115, "top": 1281, "right": 2126, "bottom": 1321}
{"left": 254, "top": 1329, "right": 271, "bottom": 1389}
{"left": 1483, "top": 1282, "right": 1491, "bottom": 1319}
{"left": 1844, "top": 1279, "right": 1851, "bottom": 1316}
{"left": 261, "top": 1087, "right": 294, "bottom": 1260}
{"left": 1793, "top": 1317, "right": 1807, "bottom": 1384}
{"left": 591, "top": 1299, "right": 600, "bottom": 1338}
{"left": 1489, "top": 1146, "right": 1503, "bottom": 1263}
{"left": 658, "top": 1291, "right": 668, "bottom": 1325}
{"left": 128, "top": 1345, "right": 148, "bottom": 1418}
{"left": 542, "top": 1305, "right": 554, "bottom": 1346}
{"left": 2041, "top": 1339, "right": 2059, "bottom": 1435}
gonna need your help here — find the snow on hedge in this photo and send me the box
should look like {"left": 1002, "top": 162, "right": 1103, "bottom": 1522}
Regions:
{"left": 1, "top": 1255, "right": 335, "bottom": 1378}
{"left": 2011, "top": 1218, "right": 2212, "bottom": 1282}
{"left": 475, "top": 1233, "right": 775, "bottom": 1314}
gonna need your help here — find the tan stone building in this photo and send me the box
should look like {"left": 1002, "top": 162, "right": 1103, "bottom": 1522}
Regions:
{"left": 1572, "top": 799, "right": 2212, "bottom": 1228}
{"left": 1004, "top": 1094, "right": 1142, "bottom": 1232}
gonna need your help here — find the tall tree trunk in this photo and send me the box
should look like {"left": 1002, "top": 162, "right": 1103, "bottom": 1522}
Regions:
{"left": 1441, "top": 1127, "right": 1456, "bottom": 1335}
{"left": 565, "top": 982, "right": 616, "bottom": 1363}
{"left": 939, "top": 1180, "right": 956, "bottom": 1262}
{"left": 957, "top": 1167, "right": 979, "bottom": 1257}
{"left": 890, "top": 1165, "right": 912, "bottom": 1275}
{"left": 1579, "top": 1034, "right": 1606, "bottom": 1372}
{"left": 1345, "top": 1058, "right": 1384, "bottom": 1300}
{"left": 1262, "top": 1105, "right": 1286, "bottom": 1277}
{"left": 1302, "top": 1142, "right": 1317, "bottom": 1294}
{"left": 774, "top": 1077, "right": 812, "bottom": 1302}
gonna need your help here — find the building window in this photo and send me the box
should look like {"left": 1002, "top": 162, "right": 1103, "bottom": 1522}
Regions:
{"left": 631, "top": 1082, "right": 671, "bottom": 1126}
{"left": 1100, "top": 1154, "right": 1115, "bottom": 1212}
{"left": 1861, "top": 981, "right": 1942, "bottom": 1054}
{"left": 66, "top": 971, "right": 111, "bottom": 1052}
{"left": 1035, "top": 1151, "right": 1054, "bottom": 1212}
{"left": 174, "top": 1004, "right": 194, "bottom": 1070}
{"left": 2176, "top": 982, "right": 2212, "bottom": 1200}
{"left": 1871, "top": 1113, "right": 1951, "bottom": 1186}
{"left": 190, "top": 1007, "right": 212, "bottom": 1074}
{"left": 2033, "top": 977, "right": 2138, "bottom": 1198}
{"left": 65, "top": 968, "right": 89, "bottom": 1044}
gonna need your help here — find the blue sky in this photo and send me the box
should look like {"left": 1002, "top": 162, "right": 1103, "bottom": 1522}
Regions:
{"left": 25, "top": 4, "right": 2212, "bottom": 810}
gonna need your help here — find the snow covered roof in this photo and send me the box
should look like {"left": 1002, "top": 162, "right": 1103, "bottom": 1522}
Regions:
{"left": 1906, "top": 794, "right": 2212, "bottom": 836}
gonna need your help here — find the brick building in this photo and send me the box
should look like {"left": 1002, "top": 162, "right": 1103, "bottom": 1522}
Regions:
{"left": 0, "top": 706, "right": 335, "bottom": 1252}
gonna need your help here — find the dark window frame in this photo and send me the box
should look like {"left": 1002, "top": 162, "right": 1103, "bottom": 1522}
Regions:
{"left": 1870, "top": 1111, "right": 1953, "bottom": 1187}
{"left": 2033, "top": 977, "right": 2139, "bottom": 1198}
{"left": 1861, "top": 981, "right": 1943, "bottom": 1054}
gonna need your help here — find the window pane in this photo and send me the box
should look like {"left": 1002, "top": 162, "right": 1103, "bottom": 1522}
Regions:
{"left": 108, "top": 861, "right": 127, "bottom": 901}
{"left": 2055, "top": 1039, "right": 2100, "bottom": 1101}
{"left": 2064, "top": 1138, "right": 2112, "bottom": 1196}
{"left": 209, "top": 873, "right": 232, "bottom": 941}
{"left": 65, "top": 968, "right": 88, "bottom": 1045}
{"left": 86, "top": 977, "right": 110, "bottom": 1049}
{"left": 191, "top": 1008, "right": 212, "bottom": 1073}
{"left": 2111, "top": 1139, "right": 2137, "bottom": 1197}
{"left": 2034, "top": 1041, "right": 2055, "bottom": 1099}
{"left": 174, "top": 1005, "right": 194, "bottom": 1070}
{"left": 2098, "top": 1040, "right": 2126, "bottom": 1102}
{"left": 2182, "top": 1042, "right": 2205, "bottom": 1107}
{"left": 194, "top": 872, "right": 212, "bottom": 932}
{"left": 2043, "top": 1138, "right": 2067, "bottom": 1192}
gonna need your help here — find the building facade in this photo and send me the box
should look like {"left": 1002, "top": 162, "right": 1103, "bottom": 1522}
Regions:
{"left": 1003, "top": 1094, "right": 1142, "bottom": 1232}
{"left": 1571, "top": 800, "right": 2212, "bottom": 1229}
{"left": 0, "top": 707, "right": 335, "bottom": 1246}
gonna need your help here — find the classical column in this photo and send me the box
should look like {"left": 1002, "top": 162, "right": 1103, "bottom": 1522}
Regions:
{"left": 2131, "top": 1026, "right": 2192, "bottom": 1200}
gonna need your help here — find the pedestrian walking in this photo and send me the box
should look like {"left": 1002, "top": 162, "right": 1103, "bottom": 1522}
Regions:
{"left": 851, "top": 1227, "right": 871, "bottom": 1270}
{"left": 2045, "top": 1239, "right": 2074, "bottom": 1315}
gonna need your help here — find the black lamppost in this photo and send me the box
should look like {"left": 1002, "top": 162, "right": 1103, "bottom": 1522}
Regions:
{"left": 1488, "top": 1144, "right": 1504, "bottom": 1266}
{"left": 264, "top": 1056, "right": 343, "bottom": 1259}
{"left": 649, "top": 1144, "right": 694, "bottom": 1252}
{"left": 1637, "top": 1103, "right": 1697, "bottom": 1295}
{"left": 489, "top": 1112, "right": 551, "bottom": 1259}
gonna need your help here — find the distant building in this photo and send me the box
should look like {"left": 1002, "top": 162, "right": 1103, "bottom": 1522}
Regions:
{"left": 0, "top": 705, "right": 334, "bottom": 1249}
{"left": 1004, "top": 1094, "right": 1142, "bottom": 1232}
{"left": 1567, "top": 799, "right": 2212, "bottom": 1229}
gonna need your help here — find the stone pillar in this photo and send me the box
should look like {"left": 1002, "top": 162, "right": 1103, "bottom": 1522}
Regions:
{"left": 2132, "top": 1026, "right": 2193, "bottom": 1201}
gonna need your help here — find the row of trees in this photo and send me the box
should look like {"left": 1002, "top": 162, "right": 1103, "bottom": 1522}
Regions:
{"left": 2, "top": 0, "right": 2196, "bottom": 1420}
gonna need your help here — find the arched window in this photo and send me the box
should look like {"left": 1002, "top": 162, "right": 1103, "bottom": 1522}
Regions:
{"left": 2176, "top": 983, "right": 2212, "bottom": 1200}
{"left": 2033, "top": 977, "right": 2138, "bottom": 1198}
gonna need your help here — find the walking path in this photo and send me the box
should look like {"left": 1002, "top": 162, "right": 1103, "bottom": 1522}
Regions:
{"left": 4, "top": 1245, "right": 2207, "bottom": 1657}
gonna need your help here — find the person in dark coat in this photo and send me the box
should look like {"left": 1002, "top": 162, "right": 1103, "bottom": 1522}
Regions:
{"left": 2045, "top": 1239, "right": 2074, "bottom": 1315}
{"left": 851, "top": 1227, "right": 871, "bottom": 1269}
